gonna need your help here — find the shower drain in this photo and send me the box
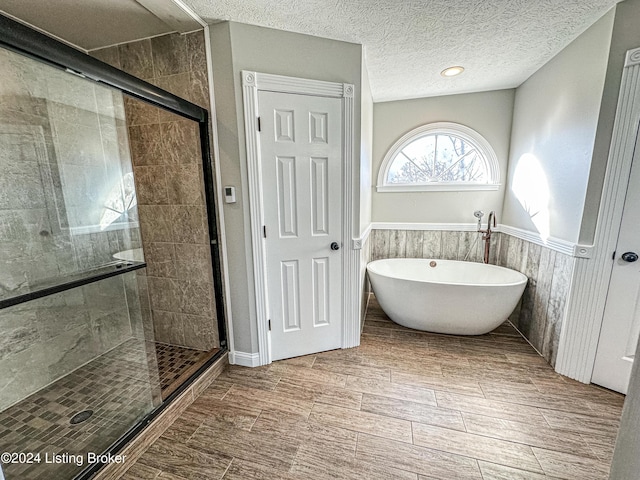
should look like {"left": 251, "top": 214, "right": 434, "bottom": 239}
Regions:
{"left": 69, "top": 409, "right": 94, "bottom": 425}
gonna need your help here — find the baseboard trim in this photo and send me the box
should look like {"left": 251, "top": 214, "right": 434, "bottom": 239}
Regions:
{"left": 229, "top": 351, "right": 261, "bottom": 367}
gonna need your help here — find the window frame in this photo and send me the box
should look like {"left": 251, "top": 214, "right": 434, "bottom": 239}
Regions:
{"left": 376, "top": 122, "right": 500, "bottom": 192}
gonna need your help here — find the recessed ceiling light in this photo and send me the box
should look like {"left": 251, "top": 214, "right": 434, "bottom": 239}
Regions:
{"left": 441, "top": 66, "right": 465, "bottom": 77}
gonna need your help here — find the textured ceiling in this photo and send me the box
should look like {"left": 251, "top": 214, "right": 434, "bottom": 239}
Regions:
{"left": 183, "top": 0, "right": 621, "bottom": 102}
{"left": 0, "top": 0, "right": 622, "bottom": 100}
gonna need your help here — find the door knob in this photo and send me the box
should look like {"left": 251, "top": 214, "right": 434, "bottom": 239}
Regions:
{"left": 330, "top": 242, "right": 340, "bottom": 251}
{"left": 621, "top": 252, "right": 638, "bottom": 262}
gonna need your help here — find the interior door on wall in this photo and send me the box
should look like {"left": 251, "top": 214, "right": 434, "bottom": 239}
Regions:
{"left": 592, "top": 125, "right": 640, "bottom": 394}
{"left": 258, "top": 90, "right": 343, "bottom": 361}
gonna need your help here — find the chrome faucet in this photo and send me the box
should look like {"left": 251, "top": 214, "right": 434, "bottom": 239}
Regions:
{"left": 478, "top": 210, "right": 496, "bottom": 264}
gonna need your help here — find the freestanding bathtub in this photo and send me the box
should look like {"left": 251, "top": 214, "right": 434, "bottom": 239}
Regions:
{"left": 367, "top": 258, "right": 528, "bottom": 335}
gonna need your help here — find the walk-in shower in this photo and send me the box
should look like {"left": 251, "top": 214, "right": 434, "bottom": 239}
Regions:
{"left": 0, "top": 14, "right": 226, "bottom": 480}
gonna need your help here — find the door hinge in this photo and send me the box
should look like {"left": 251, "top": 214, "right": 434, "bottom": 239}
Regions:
{"left": 257, "top": 116, "right": 261, "bottom": 132}
{"left": 263, "top": 225, "right": 267, "bottom": 238}
{"left": 613, "top": 251, "right": 616, "bottom": 260}
{"left": 268, "top": 319, "right": 271, "bottom": 331}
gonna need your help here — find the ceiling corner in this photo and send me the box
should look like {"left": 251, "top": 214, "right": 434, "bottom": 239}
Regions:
{"left": 136, "top": 0, "right": 205, "bottom": 32}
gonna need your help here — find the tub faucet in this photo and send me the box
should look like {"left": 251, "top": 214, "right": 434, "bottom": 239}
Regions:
{"left": 478, "top": 211, "right": 496, "bottom": 264}
{"left": 487, "top": 211, "right": 496, "bottom": 231}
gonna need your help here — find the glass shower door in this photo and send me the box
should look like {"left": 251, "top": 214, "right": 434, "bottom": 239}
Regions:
{"left": 0, "top": 45, "right": 161, "bottom": 480}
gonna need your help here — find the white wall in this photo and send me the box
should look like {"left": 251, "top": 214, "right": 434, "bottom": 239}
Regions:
{"left": 371, "top": 90, "right": 514, "bottom": 224}
{"left": 502, "top": 10, "right": 614, "bottom": 243}
{"left": 210, "top": 22, "right": 363, "bottom": 354}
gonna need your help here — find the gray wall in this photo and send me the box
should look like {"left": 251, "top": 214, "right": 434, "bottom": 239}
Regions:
{"left": 360, "top": 56, "right": 374, "bottom": 234}
{"left": 359, "top": 56, "right": 374, "bottom": 333}
{"left": 371, "top": 89, "right": 514, "bottom": 224}
{"left": 581, "top": 0, "right": 640, "bottom": 243}
{"left": 502, "top": 9, "right": 615, "bottom": 243}
{"left": 210, "top": 21, "right": 363, "bottom": 354}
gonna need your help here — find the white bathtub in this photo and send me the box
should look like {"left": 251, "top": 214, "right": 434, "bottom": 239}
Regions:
{"left": 367, "top": 258, "right": 528, "bottom": 335}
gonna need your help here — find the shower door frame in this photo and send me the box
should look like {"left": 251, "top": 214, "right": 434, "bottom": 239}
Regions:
{"left": 0, "top": 13, "right": 228, "bottom": 480}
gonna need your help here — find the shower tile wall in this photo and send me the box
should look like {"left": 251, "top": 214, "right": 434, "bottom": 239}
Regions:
{"left": 0, "top": 48, "right": 144, "bottom": 409}
{"left": 368, "top": 229, "right": 573, "bottom": 367}
{"left": 91, "top": 32, "right": 218, "bottom": 351}
{"left": 0, "top": 274, "right": 145, "bottom": 410}
{"left": 0, "top": 48, "right": 141, "bottom": 293}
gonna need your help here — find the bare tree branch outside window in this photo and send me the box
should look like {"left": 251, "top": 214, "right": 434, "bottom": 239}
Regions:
{"left": 387, "top": 133, "right": 489, "bottom": 184}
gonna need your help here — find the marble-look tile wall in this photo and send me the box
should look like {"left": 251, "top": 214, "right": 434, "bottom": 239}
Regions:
{"left": 92, "top": 32, "right": 219, "bottom": 351}
{"left": 367, "top": 229, "right": 574, "bottom": 367}
{"left": 495, "top": 234, "right": 574, "bottom": 367}
{"left": 0, "top": 47, "right": 141, "bottom": 297}
{"left": 0, "top": 273, "right": 146, "bottom": 411}
{"left": 360, "top": 234, "right": 372, "bottom": 331}
{"left": 370, "top": 229, "right": 498, "bottom": 263}
{"left": 0, "top": 47, "right": 146, "bottom": 409}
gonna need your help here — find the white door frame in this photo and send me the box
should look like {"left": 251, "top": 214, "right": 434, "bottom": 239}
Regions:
{"left": 241, "top": 71, "right": 360, "bottom": 366}
{"left": 556, "top": 47, "right": 640, "bottom": 382}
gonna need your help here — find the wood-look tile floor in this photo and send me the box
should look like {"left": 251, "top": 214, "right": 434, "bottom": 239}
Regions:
{"left": 121, "top": 295, "right": 624, "bottom": 480}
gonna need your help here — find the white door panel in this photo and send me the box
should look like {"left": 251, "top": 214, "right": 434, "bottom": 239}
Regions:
{"left": 258, "top": 91, "right": 343, "bottom": 361}
{"left": 592, "top": 126, "right": 640, "bottom": 394}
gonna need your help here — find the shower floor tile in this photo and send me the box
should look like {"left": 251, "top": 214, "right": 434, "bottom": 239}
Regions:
{"left": 0, "top": 339, "right": 218, "bottom": 480}
{"left": 155, "top": 343, "right": 217, "bottom": 400}
{"left": 121, "top": 295, "right": 624, "bottom": 480}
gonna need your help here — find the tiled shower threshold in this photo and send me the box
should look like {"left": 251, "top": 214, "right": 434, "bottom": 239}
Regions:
{"left": 0, "top": 339, "right": 224, "bottom": 480}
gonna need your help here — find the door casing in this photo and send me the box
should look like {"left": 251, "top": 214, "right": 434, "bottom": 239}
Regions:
{"left": 241, "top": 71, "right": 360, "bottom": 366}
{"left": 556, "top": 46, "right": 640, "bottom": 383}
{"left": 591, "top": 125, "right": 640, "bottom": 393}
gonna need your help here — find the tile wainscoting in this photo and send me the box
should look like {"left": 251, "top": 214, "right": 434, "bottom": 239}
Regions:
{"left": 495, "top": 234, "right": 574, "bottom": 367}
{"left": 366, "top": 229, "right": 574, "bottom": 367}
{"left": 360, "top": 233, "right": 372, "bottom": 331}
{"left": 370, "top": 229, "right": 497, "bottom": 264}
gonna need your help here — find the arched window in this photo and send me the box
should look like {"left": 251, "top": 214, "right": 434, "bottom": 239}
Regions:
{"left": 377, "top": 122, "right": 500, "bottom": 192}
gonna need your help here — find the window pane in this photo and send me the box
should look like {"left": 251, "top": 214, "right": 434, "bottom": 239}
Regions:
{"left": 387, "top": 154, "right": 428, "bottom": 184}
{"left": 385, "top": 129, "right": 492, "bottom": 186}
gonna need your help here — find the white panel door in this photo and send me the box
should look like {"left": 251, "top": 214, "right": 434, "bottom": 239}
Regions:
{"left": 592, "top": 126, "right": 640, "bottom": 394}
{"left": 258, "top": 90, "right": 343, "bottom": 361}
